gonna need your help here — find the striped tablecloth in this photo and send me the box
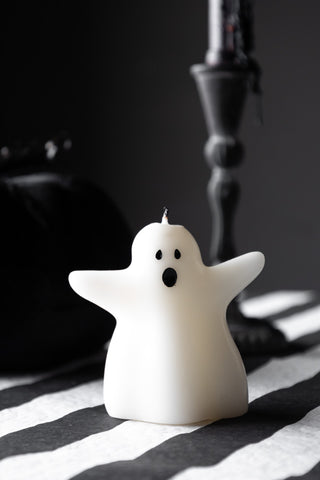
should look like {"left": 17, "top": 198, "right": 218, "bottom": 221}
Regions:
{"left": 1, "top": 290, "right": 320, "bottom": 480}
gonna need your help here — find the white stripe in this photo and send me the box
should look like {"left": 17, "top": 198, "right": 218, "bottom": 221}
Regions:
{"left": 0, "top": 420, "right": 208, "bottom": 480}
{"left": 1, "top": 344, "right": 320, "bottom": 480}
{"left": 172, "top": 406, "right": 320, "bottom": 480}
{"left": 274, "top": 304, "right": 320, "bottom": 341}
{"left": 0, "top": 380, "right": 103, "bottom": 438}
{"left": 248, "top": 344, "right": 320, "bottom": 402}
{"left": 240, "top": 290, "right": 314, "bottom": 318}
{"left": 0, "top": 350, "right": 105, "bottom": 392}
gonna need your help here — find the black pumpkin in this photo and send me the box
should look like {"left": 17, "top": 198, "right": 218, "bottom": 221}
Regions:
{"left": 0, "top": 172, "right": 132, "bottom": 371}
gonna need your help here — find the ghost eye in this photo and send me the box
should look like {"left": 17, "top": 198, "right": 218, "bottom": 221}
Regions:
{"left": 155, "top": 250, "right": 162, "bottom": 260}
{"left": 174, "top": 249, "right": 181, "bottom": 259}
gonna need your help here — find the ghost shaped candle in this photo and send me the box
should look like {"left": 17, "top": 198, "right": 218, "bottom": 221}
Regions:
{"left": 69, "top": 210, "right": 264, "bottom": 425}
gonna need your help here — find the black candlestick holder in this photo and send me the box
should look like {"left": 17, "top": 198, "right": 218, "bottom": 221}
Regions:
{"left": 191, "top": 1, "right": 287, "bottom": 354}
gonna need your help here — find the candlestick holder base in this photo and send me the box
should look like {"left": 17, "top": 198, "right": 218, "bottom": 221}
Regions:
{"left": 227, "top": 300, "right": 287, "bottom": 355}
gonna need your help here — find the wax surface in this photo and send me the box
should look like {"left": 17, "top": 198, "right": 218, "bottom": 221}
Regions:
{"left": 69, "top": 220, "right": 264, "bottom": 424}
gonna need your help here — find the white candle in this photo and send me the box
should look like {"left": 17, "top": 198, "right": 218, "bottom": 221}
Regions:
{"left": 69, "top": 213, "right": 264, "bottom": 425}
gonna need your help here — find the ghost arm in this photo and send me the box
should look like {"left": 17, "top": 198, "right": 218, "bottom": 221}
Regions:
{"left": 68, "top": 270, "right": 128, "bottom": 317}
{"left": 212, "top": 252, "right": 265, "bottom": 304}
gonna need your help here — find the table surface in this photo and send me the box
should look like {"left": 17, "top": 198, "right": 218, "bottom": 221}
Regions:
{"left": 1, "top": 290, "right": 320, "bottom": 480}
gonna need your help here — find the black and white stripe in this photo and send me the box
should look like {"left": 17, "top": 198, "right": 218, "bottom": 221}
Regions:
{"left": 1, "top": 291, "right": 319, "bottom": 480}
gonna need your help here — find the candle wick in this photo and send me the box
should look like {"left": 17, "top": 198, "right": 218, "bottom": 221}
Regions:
{"left": 162, "top": 207, "right": 169, "bottom": 224}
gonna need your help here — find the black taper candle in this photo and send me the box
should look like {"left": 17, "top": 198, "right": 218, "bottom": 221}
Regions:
{"left": 207, "top": 0, "right": 254, "bottom": 64}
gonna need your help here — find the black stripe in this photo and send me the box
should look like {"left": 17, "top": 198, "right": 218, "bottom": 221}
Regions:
{"left": 267, "top": 297, "right": 320, "bottom": 322}
{"left": 0, "top": 361, "right": 104, "bottom": 411}
{"left": 285, "top": 461, "right": 320, "bottom": 480}
{"left": 292, "top": 330, "right": 320, "bottom": 350}
{"left": 71, "top": 371, "right": 320, "bottom": 480}
{"left": 0, "top": 405, "right": 124, "bottom": 460}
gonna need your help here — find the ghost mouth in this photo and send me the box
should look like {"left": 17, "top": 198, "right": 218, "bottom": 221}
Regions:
{"left": 162, "top": 268, "right": 177, "bottom": 287}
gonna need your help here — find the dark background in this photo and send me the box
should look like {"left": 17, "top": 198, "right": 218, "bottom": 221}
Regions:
{"left": 2, "top": 1, "right": 320, "bottom": 294}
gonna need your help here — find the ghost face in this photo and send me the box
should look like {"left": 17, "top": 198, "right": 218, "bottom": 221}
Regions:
{"left": 130, "top": 223, "right": 204, "bottom": 291}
